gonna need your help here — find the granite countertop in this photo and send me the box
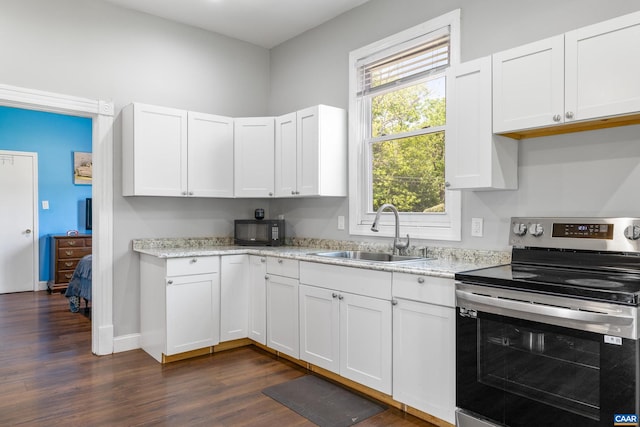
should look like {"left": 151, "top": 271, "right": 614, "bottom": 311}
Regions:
{"left": 133, "top": 238, "right": 509, "bottom": 279}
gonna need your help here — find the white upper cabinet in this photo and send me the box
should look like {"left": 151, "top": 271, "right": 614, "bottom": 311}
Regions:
{"left": 187, "top": 112, "right": 234, "bottom": 198}
{"left": 565, "top": 11, "right": 640, "bottom": 122}
{"left": 274, "top": 105, "right": 347, "bottom": 198}
{"left": 122, "top": 103, "right": 234, "bottom": 197}
{"left": 446, "top": 56, "right": 518, "bottom": 190}
{"left": 492, "top": 35, "right": 565, "bottom": 134}
{"left": 234, "top": 117, "right": 275, "bottom": 198}
{"left": 123, "top": 103, "right": 188, "bottom": 196}
{"left": 493, "top": 11, "right": 640, "bottom": 138}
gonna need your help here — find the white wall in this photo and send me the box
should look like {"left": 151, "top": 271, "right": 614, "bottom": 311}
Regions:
{"left": 0, "top": 0, "right": 272, "bottom": 337}
{"left": 269, "top": 0, "right": 640, "bottom": 251}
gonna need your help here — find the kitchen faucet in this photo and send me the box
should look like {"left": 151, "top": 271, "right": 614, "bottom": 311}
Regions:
{"left": 371, "top": 203, "right": 410, "bottom": 255}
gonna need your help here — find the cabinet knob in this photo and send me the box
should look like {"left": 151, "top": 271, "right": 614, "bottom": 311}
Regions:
{"left": 444, "top": 182, "right": 451, "bottom": 188}
{"left": 260, "top": 258, "right": 266, "bottom": 263}
{"left": 182, "top": 191, "right": 188, "bottom": 195}
{"left": 417, "top": 277, "right": 425, "bottom": 284}
{"left": 190, "top": 258, "right": 198, "bottom": 263}
{"left": 167, "top": 280, "right": 173, "bottom": 285}
{"left": 278, "top": 259, "right": 283, "bottom": 264}
{"left": 392, "top": 299, "right": 398, "bottom": 306}
{"left": 565, "top": 111, "right": 574, "bottom": 119}
{"left": 269, "top": 192, "right": 273, "bottom": 196}
{"left": 265, "top": 275, "right": 269, "bottom": 280}
{"left": 188, "top": 191, "right": 194, "bottom": 196}
{"left": 338, "top": 294, "right": 344, "bottom": 300}
{"left": 553, "top": 114, "right": 562, "bottom": 122}
{"left": 332, "top": 292, "right": 338, "bottom": 298}
{"left": 295, "top": 191, "right": 300, "bottom": 195}
{"left": 291, "top": 190, "right": 296, "bottom": 195}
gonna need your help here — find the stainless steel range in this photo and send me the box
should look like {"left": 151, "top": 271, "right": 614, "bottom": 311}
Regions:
{"left": 455, "top": 217, "right": 640, "bottom": 427}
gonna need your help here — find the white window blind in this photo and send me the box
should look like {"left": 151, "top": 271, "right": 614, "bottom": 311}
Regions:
{"left": 357, "top": 26, "right": 450, "bottom": 97}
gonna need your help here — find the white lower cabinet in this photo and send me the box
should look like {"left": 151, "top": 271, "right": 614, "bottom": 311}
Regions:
{"left": 392, "top": 273, "right": 456, "bottom": 424}
{"left": 248, "top": 255, "right": 267, "bottom": 345}
{"left": 140, "top": 255, "right": 220, "bottom": 363}
{"left": 220, "top": 255, "right": 249, "bottom": 342}
{"left": 299, "top": 262, "right": 392, "bottom": 394}
{"left": 266, "top": 257, "right": 300, "bottom": 358}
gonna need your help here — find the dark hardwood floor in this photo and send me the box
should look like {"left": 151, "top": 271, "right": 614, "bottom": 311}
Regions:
{"left": 0, "top": 291, "right": 437, "bottom": 426}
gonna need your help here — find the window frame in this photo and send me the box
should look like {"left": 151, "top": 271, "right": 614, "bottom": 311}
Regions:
{"left": 348, "top": 9, "right": 462, "bottom": 241}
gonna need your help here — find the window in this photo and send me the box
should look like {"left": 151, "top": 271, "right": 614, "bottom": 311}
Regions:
{"left": 348, "top": 10, "right": 461, "bottom": 241}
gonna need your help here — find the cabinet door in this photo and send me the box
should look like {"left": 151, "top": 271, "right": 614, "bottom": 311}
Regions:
{"left": 298, "top": 105, "right": 347, "bottom": 197}
{"left": 339, "top": 292, "right": 392, "bottom": 394}
{"left": 446, "top": 57, "right": 517, "bottom": 190}
{"left": 123, "top": 103, "right": 188, "bottom": 196}
{"left": 234, "top": 117, "right": 275, "bottom": 197}
{"left": 299, "top": 284, "right": 340, "bottom": 373}
{"left": 248, "top": 255, "right": 267, "bottom": 345}
{"left": 187, "top": 112, "right": 234, "bottom": 198}
{"left": 266, "top": 274, "right": 299, "bottom": 358}
{"left": 275, "top": 112, "right": 298, "bottom": 197}
{"left": 220, "top": 255, "right": 249, "bottom": 342}
{"left": 493, "top": 35, "right": 565, "bottom": 133}
{"left": 393, "top": 298, "right": 455, "bottom": 424}
{"left": 166, "top": 273, "right": 219, "bottom": 355}
{"left": 565, "top": 11, "right": 640, "bottom": 122}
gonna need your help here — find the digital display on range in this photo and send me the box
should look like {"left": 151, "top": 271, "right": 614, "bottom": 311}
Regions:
{"left": 552, "top": 223, "right": 614, "bottom": 239}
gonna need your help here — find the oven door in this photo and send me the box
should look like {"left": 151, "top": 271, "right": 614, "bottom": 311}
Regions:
{"left": 456, "top": 307, "right": 638, "bottom": 427}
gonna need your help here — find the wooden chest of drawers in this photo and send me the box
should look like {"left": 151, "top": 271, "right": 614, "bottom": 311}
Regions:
{"left": 48, "top": 235, "right": 92, "bottom": 293}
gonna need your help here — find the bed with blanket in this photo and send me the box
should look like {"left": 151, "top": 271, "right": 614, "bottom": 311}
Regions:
{"left": 65, "top": 254, "right": 92, "bottom": 313}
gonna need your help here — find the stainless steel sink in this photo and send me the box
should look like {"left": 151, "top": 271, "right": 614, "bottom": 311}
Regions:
{"left": 311, "top": 250, "right": 427, "bottom": 263}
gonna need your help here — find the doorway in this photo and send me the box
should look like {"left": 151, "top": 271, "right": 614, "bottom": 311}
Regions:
{"left": 0, "top": 83, "right": 114, "bottom": 355}
{"left": 0, "top": 150, "right": 38, "bottom": 293}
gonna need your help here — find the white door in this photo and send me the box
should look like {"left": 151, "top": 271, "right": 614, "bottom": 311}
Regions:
{"left": 248, "top": 256, "right": 267, "bottom": 344}
{"left": 234, "top": 117, "right": 275, "bottom": 197}
{"left": 299, "top": 284, "right": 340, "bottom": 372}
{"left": 220, "top": 255, "right": 249, "bottom": 342}
{"left": 274, "top": 112, "right": 297, "bottom": 197}
{"left": 266, "top": 274, "right": 299, "bottom": 358}
{"left": 187, "top": 112, "right": 234, "bottom": 198}
{"left": 339, "top": 292, "right": 392, "bottom": 394}
{"left": 0, "top": 151, "right": 38, "bottom": 293}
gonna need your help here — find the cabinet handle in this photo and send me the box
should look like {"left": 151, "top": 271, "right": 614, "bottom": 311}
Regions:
{"left": 565, "top": 111, "right": 574, "bottom": 119}
{"left": 190, "top": 258, "right": 198, "bottom": 264}
{"left": 260, "top": 258, "right": 266, "bottom": 263}
{"left": 392, "top": 299, "right": 398, "bottom": 306}
{"left": 68, "top": 241, "right": 76, "bottom": 246}
{"left": 417, "top": 277, "right": 425, "bottom": 284}
{"left": 65, "top": 262, "right": 73, "bottom": 267}
{"left": 167, "top": 280, "right": 173, "bottom": 285}
{"left": 65, "top": 273, "right": 72, "bottom": 279}
{"left": 553, "top": 114, "right": 562, "bottom": 122}
{"left": 65, "top": 250, "right": 73, "bottom": 256}
{"left": 278, "top": 259, "right": 283, "bottom": 264}
{"left": 332, "top": 292, "right": 338, "bottom": 298}
{"left": 338, "top": 294, "right": 344, "bottom": 300}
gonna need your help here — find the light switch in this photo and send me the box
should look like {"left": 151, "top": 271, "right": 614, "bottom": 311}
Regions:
{"left": 42, "top": 200, "right": 49, "bottom": 210}
{"left": 471, "top": 217, "right": 483, "bottom": 237}
{"left": 337, "top": 215, "right": 345, "bottom": 230}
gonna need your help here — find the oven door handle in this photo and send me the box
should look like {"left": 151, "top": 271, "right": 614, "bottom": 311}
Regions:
{"left": 456, "top": 290, "right": 635, "bottom": 327}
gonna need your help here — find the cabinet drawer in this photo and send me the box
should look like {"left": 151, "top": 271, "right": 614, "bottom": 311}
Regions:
{"left": 166, "top": 256, "right": 219, "bottom": 276}
{"left": 56, "top": 270, "right": 76, "bottom": 283}
{"left": 58, "top": 237, "right": 87, "bottom": 248}
{"left": 58, "top": 259, "right": 80, "bottom": 271}
{"left": 58, "top": 247, "right": 91, "bottom": 259}
{"left": 392, "top": 273, "right": 454, "bottom": 307}
{"left": 266, "top": 257, "right": 299, "bottom": 278}
{"left": 299, "top": 261, "right": 391, "bottom": 300}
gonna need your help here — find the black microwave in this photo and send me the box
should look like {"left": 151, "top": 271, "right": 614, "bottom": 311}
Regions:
{"left": 234, "top": 219, "right": 285, "bottom": 246}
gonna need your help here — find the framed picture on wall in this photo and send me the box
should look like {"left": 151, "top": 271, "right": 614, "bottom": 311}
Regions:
{"left": 73, "top": 152, "right": 92, "bottom": 185}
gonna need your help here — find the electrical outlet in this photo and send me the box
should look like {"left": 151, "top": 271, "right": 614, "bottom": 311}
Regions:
{"left": 337, "top": 215, "right": 345, "bottom": 230}
{"left": 471, "top": 217, "right": 483, "bottom": 237}
{"left": 42, "top": 200, "right": 49, "bottom": 210}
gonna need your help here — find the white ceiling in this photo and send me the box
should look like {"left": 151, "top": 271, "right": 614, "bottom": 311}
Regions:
{"left": 101, "top": 0, "right": 371, "bottom": 49}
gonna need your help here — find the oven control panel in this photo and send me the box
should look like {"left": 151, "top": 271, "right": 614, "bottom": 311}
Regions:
{"left": 510, "top": 217, "right": 640, "bottom": 252}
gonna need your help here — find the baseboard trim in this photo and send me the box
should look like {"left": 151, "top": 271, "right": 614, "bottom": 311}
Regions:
{"left": 113, "top": 333, "right": 140, "bottom": 353}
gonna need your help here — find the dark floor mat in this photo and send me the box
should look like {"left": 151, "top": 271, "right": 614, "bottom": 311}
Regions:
{"left": 262, "top": 375, "right": 386, "bottom": 427}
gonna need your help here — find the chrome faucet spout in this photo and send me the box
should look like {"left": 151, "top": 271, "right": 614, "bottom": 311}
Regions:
{"left": 371, "top": 203, "right": 410, "bottom": 255}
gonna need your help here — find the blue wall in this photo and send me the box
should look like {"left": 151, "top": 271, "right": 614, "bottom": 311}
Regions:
{"left": 0, "top": 106, "right": 92, "bottom": 282}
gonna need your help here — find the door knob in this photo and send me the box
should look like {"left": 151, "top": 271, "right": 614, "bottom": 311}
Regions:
{"left": 25, "top": 229, "right": 32, "bottom": 234}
